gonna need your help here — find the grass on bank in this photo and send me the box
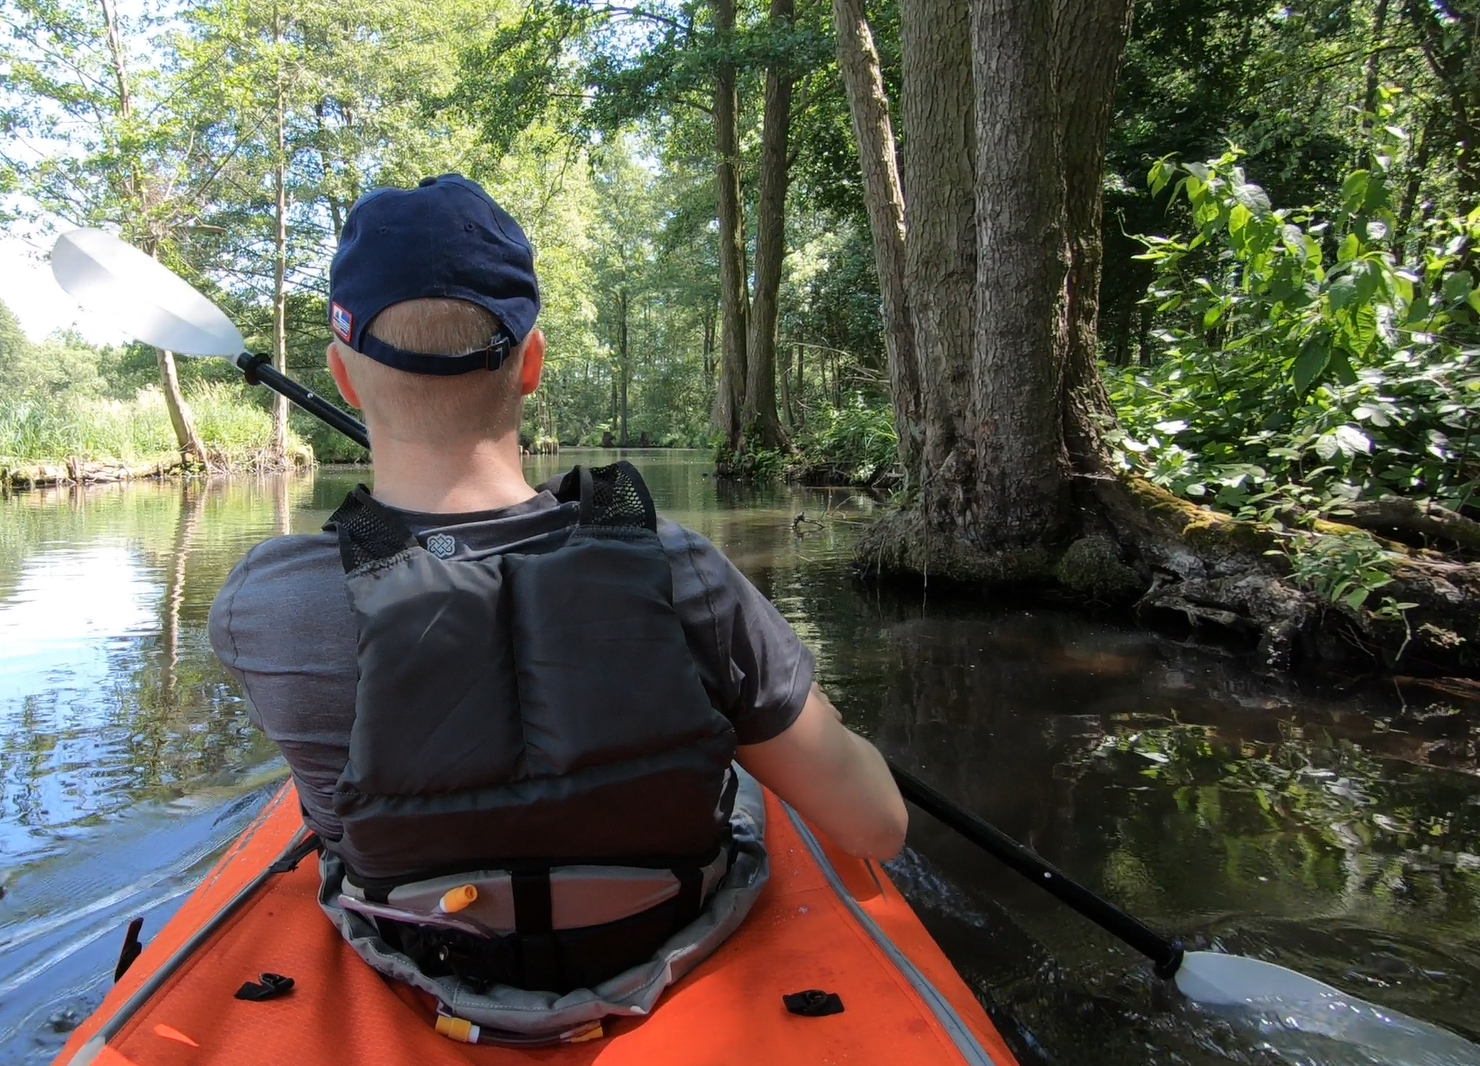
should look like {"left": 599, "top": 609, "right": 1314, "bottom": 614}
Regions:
{"left": 0, "top": 382, "right": 311, "bottom": 472}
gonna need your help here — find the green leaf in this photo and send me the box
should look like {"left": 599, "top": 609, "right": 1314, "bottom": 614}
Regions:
{"left": 1366, "top": 220, "right": 1389, "bottom": 241}
{"left": 1229, "top": 202, "right": 1251, "bottom": 239}
{"left": 1234, "top": 182, "right": 1272, "bottom": 215}
{"left": 1346, "top": 588, "right": 1370, "bottom": 610}
{"left": 1338, "top": 233, "right": 1360, "bottom": 263}
{"left": 1443, "top": 269, "right": 1474, "bottom": 304}
{"left": 1341, "top": 171, "right": 1370, "bottom": 211}
{"left": 1293, "top": 343, "right": 1331, "bottom": 394}
{"left": 1328, "top": 275, "right": 1357, "bottom": 311}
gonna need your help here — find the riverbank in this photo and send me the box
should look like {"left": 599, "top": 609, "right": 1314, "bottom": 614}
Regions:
{"left": 0, "top": 383, "right": 318, "bottom": 492}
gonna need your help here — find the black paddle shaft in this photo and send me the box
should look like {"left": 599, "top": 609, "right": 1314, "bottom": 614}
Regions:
{"left": 236, "top": 354, "right": 370, "bottom": 451}
{"left": 888, "top": 760, "right": 1185, "bottom": 979}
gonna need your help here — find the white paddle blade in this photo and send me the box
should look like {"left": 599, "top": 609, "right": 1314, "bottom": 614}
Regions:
{"left": 50, "top": 229, "right": 244, "bottom": 357}
{"left": 1177, "top": 951, "right": 1479, "bottom": 1065}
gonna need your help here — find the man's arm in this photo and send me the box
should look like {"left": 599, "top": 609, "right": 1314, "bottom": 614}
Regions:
{"left": 737, "top": 685, "right": 907, "bottom": 860}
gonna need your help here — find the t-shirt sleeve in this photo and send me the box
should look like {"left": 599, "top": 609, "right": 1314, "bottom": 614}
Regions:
{"left": 208, "top": 533, "right": 363, "bottom": 837}
{"left": 660, "top": 519, "right": 814, "bottom": 745}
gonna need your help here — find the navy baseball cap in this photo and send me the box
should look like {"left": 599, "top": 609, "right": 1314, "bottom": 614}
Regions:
{"left": 328, "top": 174, "right": 539, "bottom": 376}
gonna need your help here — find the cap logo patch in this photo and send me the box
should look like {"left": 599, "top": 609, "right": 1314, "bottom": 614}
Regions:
{"left": 330, "top": 302, "right": 353, "bottom": 343}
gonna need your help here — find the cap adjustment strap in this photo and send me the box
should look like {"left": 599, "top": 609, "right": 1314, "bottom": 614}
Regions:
{"left": 355, "top": 332, "right": 513, "bottom": 377}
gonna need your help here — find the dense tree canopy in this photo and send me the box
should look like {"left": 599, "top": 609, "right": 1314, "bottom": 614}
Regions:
{"left": 2, "top": 0, "right": 1476, "bottom": 538}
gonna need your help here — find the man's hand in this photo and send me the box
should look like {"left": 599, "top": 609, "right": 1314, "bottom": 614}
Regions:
{"left": 736, "top": 685, "right": 907, "bottom": 860}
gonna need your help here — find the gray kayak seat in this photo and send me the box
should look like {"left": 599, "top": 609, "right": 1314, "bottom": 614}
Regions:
{"left": 318, "top": 768, "right": 769, "bottom": 1041}
{"left": 318, "top": 462, "right": 765, "bottom": 1015}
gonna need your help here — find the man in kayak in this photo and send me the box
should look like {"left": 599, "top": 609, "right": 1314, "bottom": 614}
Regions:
{"left": 207, "top": 174, "right": 905, "bottom": 1014}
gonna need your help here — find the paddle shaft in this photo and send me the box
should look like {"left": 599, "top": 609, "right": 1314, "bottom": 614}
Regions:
{"left": 236, "top": 353, "right": 370, "bottom": 450}
{"left": 888, "top": 760, "right": 1184, "bottom": 978}
{"left": 226, "top": 359, "right": 1188, "bottom": 982}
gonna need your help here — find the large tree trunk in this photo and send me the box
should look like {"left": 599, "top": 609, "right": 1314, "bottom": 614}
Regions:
{"left": 967, "top": 0, "right": 1071, "bottom": 544}
{"left": 618, "top": 288, "right": 630, "bottom": 446}
{"left": 1058, "top": 0, "right": 1134, "bottom": 469}
{"left": 743, "top": 0, "right": 795, "bottom": 452}
{"left": 270, "top": 6, "right": 290, "bottom": 462}
{"left": 712, "top": 0, "right": 750, "bottom": 449}
{"left": 900, "top": 0, "right": 976, "bottom": 529}
{"left": 830, "top": 0, "right": 920, "bottom": 473}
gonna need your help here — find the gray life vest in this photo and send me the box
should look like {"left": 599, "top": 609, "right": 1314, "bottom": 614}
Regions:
{"left": 321, "top": 462, "right": 752, "bottom": 1002}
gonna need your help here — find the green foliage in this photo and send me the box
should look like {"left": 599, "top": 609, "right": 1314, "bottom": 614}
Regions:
{"left": 715, "top": 425, "right": 789, "bottom": 482}
{"left": 1113, "top": 147, "right": 1480, "bottom": 521}
{"left": 796, "top": 392, "right": 897, "bottom": 484}
{"left": 0, "top": 381, "right": 303, "bottom": 467}
{"left": 1282, "top": 530, "right": 1397, "bottom": 611}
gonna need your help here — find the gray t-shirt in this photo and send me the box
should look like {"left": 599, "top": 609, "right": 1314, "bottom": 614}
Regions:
{"left": 208, "top": 488, "right": 814, "bottom": 844}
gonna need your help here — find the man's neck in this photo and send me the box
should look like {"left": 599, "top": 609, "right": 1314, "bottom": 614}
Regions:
{"left": 367, "top": 434, "right": 536, "bottom": 515}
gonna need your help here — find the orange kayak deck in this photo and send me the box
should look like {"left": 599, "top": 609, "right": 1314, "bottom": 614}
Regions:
{"left": 58, "top": 784, "right": 1019, "bottom": 1066}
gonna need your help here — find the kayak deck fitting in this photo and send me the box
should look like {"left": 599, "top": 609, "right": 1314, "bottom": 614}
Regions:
{"left": 57, "top": 783, "right": 1020, "bottom": 1066}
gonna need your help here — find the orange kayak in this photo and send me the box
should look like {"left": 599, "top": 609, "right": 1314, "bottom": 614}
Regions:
{"left": 57, "top": 783, "right": 1019, "bottom": 1066}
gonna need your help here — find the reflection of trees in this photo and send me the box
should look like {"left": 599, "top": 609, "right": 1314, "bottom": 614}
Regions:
{"left": 160, "top": 482, "right": 207, "bottom": 704}
{"left": 0, "top": 476, "right": 308, "bottom": 845}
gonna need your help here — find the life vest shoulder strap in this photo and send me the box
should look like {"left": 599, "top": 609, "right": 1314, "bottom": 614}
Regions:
{"left": 325, "top": 461, "right": 658, "bottom": 576}
{"left": 554, "top": 461, "right": 657, "bottom": 533}
{"left": 326, "top": 485, "right": 418, "bottom": 573}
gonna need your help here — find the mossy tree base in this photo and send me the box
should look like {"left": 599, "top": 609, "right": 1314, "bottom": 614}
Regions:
{"left": 857, "top": 474, "right": 1480, "bottom": 678}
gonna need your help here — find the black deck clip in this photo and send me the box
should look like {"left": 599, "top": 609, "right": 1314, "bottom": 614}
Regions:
{"left": 113, "top": 917, "right": 145, "bottom": 982}
{"left": 783, "top": 989, "right": 844, "bottom": 1017}
{"left": 235, "top": 972, "right": 295, "bottom": 1001}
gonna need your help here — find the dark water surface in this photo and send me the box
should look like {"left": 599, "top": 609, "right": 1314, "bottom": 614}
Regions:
{"left": 1, "top": 450, "right": 1477, "bottom": 1064}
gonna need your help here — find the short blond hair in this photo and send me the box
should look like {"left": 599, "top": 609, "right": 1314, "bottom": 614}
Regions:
{"left": 337, "top": 298, "right": 524, "bottom": 442}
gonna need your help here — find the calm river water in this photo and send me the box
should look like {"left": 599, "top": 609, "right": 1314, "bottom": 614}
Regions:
{"left": 1, "top": 450, "right": 1477, "bottom": 1065}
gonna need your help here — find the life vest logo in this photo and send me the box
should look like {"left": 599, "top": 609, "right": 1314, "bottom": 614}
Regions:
{"left": 425, "top": 533, "right": 456, "bottom": 558}
{"left": 330, "top": 302, "right": 353, "bottom": 343}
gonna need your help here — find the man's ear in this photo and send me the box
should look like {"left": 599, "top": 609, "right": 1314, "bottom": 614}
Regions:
{"left": 519, "top": 329, "right": 545, "bottom": 396}
{"left": 326, "top": 342, "right": 362, "bottom": 409}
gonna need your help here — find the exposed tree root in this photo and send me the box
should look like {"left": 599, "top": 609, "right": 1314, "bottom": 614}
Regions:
{"left": 1332, "top": 496, "right": 1480, "bottom": 553}
{"left": 857, "top": 474, "right": 1480, "bottom": 678}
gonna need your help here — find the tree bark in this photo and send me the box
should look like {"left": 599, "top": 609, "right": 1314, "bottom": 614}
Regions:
{"left": 967, "top": 0, "right": 1071, "bottom": 545}
{"left": 712, "top": 0, "right": 750, "bottom": 449}
{"left": 778, "top": 341, "right": 796, "bottom": 429}
{"left": 830, "top": 0, "right": 920, "bottom": 472}
{"left": 900, "top": 0, "right": 976, "bottom": 528}
{"left": 744, "top": 0, "right": 795, "bottom": 451}
{"left": 618, "top": 288, "right": 630, "bottom": 446}
{"left": 270, "top": 3, "right": 290, "bottom": 462}
{"left": 1057, "top": 0, "right": 1134, "bottom": 470}
{"left": 156, "top": 347, "right": 206, "bottom": 466}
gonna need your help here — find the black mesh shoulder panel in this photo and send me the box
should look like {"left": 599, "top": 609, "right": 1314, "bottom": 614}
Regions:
{"left": 583, "top": 462, "right": 657, "bottom": 532}
{"left": 326, "top": 485, "right": 418, "bottom": 573}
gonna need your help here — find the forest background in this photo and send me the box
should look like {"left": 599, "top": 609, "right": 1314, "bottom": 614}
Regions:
{"left": 3, "top": 0, "right": 1480, "bottom": 674}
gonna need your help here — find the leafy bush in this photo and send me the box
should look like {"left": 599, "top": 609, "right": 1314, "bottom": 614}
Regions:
{"left": 796, "top": 392, "right": 897, "bottom": 484}
{"left": 1112, "top": 145, "right": 1480, "bottom": 522}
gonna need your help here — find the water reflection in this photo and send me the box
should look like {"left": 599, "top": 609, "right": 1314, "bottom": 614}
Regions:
{"left": 0, "top": 453, "right": 1476, "bottom": 1066}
